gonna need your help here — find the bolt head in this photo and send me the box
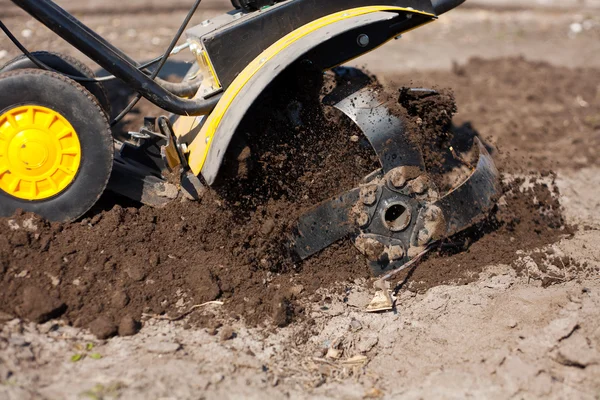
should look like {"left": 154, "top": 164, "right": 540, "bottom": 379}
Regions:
{"left": 356, "top": 212, "right": 370, "bottom": 228}
{"left": 424, "top": 205, "right": 442, "bottom": 222}
{"left": 386, "top": 245, "right": 405, "bottom": 261}
{"left": 357, "top": 34, "right": 370, "bottom": 47}
{"left": 408, "top": 176, "right": 428, "bottom": 195}
{"left": 390, "top": 170, "right": 407, "bottom": 189}
{"left": 354, "top": 236, "right": 385, "bottom": 261}
{"left": 389, "top": 166, "right": 422, "bottom": 189}
{"left": 417, "top": 229, "right": 432, "bottom": 246}
{"left": 360, "top": 185, "right": 378, "bottom": 206}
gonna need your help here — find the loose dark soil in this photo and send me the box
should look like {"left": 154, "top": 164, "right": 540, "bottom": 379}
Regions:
{"left": 1, "top": 57, "right": 593, "bottom": 337}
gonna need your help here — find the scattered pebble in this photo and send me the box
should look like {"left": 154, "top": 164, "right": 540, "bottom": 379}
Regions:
{"left": 220, "top": 326, "right": 235, "bottom": 342}
{"left": 146, "top": 341, "right": 181, "bottom": 354}
{"left": 118, "top": 315, "right": 140, "bottom": 337}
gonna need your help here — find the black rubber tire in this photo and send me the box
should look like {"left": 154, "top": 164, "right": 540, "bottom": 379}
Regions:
{"left": 0, "top": 51, "right": 112, "bottom": 117}
{"left": 0, "top": 69, "right": 114, "bottom": 222}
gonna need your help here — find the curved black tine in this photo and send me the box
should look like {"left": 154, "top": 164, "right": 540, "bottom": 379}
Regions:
{"left": 291, "top": 187, "right": 360, "bottom": 260}
{"left": 329, "top": 87, "right": 425, "bottom": 172}
{"left": 434, "top": 138, "right": 501, "bottom": 236}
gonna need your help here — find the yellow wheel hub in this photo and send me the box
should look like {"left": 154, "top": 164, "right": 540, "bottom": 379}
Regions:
{"left": 0, "top": 105, "right": 81, "bottom": 200}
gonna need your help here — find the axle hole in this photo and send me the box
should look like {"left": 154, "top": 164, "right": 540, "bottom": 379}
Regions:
{"left": 383, "top": 203, "right": 410, "bottom": 232}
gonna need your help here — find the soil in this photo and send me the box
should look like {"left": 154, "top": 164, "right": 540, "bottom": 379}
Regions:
{"left": 0, "top": 57, "right": 575, "bottom": 339}
{"left": 1, "top": 1, "right": 600, "bottom": 398}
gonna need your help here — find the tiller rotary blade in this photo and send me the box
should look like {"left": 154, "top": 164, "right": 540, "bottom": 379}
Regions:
{"left": 291, "top": 86, "right": 501, "bottom": 277}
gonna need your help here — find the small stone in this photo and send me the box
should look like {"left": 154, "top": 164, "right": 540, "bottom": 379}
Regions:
{"left": 207, "top": 321, "right": 222, "bottom": 336}
{"left": 37, "top": 322, "right": 59, "bottom": 334}
{"left": 89, "top": 316, "right": 118, "bottom": 340}
{"left": 146, "top": 341, "right": 181, "bottom": 354}
{"left": 326, "top": 347, "right": 342, "bottom": 359}
{"left": 289, "top": 285, "right": 304, "bottom": 296}
{"left": 211, "top": 373, "right": 225, "bottom": 385}
{"left": 220, "top": 326, "right": 235, "bottom": 342}
{"left": 15, "top": 270, "right": 29, "bottom": 278}
{"left": 125, "top": 265, "right": 146, "bottom": 282}
{"left": 358, "top": 335, "right": 379, "bottom": 353}
{"left": 260, "top": 219, "right": 276, "bottom": 236}
{"left": 349, "top": 318, "right": 363, "bottom": 332}
{"left": 148, "top": 253, "right": 160, "bottom": 267}
{"left": 118, "top": 315, "right": 140, "bottom": 336}
{"left": 111, "top": 290, "right": 130, "bottom": 308}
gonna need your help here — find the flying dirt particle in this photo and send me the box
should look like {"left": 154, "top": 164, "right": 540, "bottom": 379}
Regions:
{"left": 118, "top": 315, "right": 140, "bottom": 336}
{"left": 16, "top": 287, "right": 66, "bottom": 323}
{"left": 89, "top": 316, "right": 118, "bottom": 340}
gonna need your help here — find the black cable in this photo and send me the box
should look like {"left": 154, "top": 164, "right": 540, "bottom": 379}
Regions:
{"left": 110, "top": 0, "right": 203, "bottom": 126}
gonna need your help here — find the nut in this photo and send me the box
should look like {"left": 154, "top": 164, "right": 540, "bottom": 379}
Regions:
{"left": 418, "top": 229, "right": 433, "bottom": 246}
{"left": 407, "top": 176, "right": 428, "bottom": 195}
{"left": 422, "top": 205, "right": 446, "bottom": 242}
{"left": 360, "top": 185, "right": 378, "bottom": 206}
{"left": 424, "top": 205, "right": 442, "bottom": 222}
{"left": 389, "top": 166, "right": 422, "bottom": 189}
{"left": 354, "top": 236, "right": 385, "bottom": 261}
{"left": 356, "top": 212, "right": 370, "bottom": 228}
{"left": 386, "top": 245, "right": 405, "bottom": 261}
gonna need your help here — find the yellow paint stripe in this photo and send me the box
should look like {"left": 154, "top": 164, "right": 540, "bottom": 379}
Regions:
{"left": 187, "top": 6, "right": 435, "bottom": 175}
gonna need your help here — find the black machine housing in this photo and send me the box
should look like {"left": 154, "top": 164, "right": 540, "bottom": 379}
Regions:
{"left": 8, "top": 0, "right": 464, "bottom": 116}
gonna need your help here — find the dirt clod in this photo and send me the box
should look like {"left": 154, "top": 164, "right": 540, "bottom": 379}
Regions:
{"left": 89, "top": 316, "right": 118, "bottom": 340}
{"left": 16, "top": 287, "right": 66, "bottom": 324}
{"left": 118, "top": 315, "right": 141, "bottom": 337}
{"left": 0, "top": 58, "right": 582, "bottom": 337}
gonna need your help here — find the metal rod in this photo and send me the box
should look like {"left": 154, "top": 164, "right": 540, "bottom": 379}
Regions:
{"left": 10, "top": 0, "right": 219, "bottom": 116}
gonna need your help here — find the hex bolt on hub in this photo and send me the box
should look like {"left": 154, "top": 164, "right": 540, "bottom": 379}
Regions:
{"left": 354, "top": 235, "right": 385, "bottom": 261}
{"left": 356, "top": 211, "right": 370, "bottom": 228}
{"left": 388, "top": 166, "right": 422, "bottom": 189}
{"left": 360, "top": 184, "right": 378, "bottom": 206}
{"left": 417, "top": 228, "right": 432, "bottom": 246}
{"left": 407, "top": 176, "right": 428, "bottom": 195}
{"left": 386, "top": 244, "right": 405, "bottom": 261}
